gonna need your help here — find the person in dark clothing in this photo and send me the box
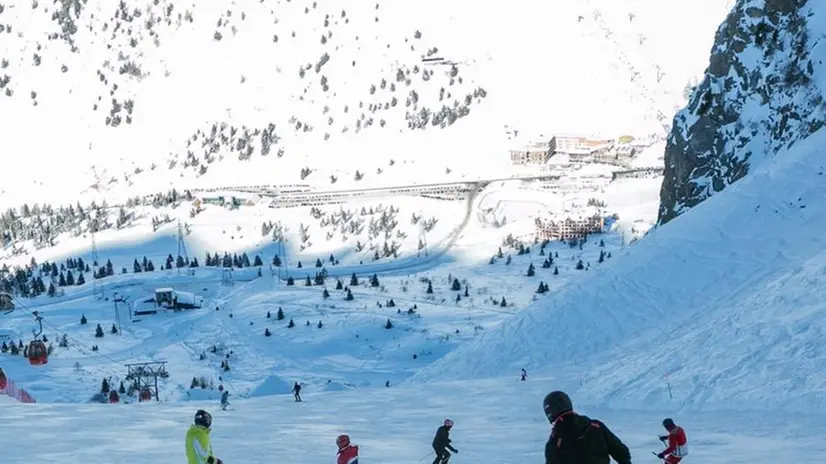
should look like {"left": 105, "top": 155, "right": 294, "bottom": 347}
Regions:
{"left": 432, "top": 419, "right": 458, "bottom": 464}
{"left": 543, "top": 391, "right": 632, "bottom": 464}
{"left": 292, "top": 382, "right": 302, "bottom": 402}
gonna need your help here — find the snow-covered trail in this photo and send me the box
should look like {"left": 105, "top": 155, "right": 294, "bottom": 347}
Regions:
{"left": 0, "top": 376, "right": 820, "bottom": 463}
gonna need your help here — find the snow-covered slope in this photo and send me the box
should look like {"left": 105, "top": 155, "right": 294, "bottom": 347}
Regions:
{"left": 413, "top": 127, "right": 826, "bottom": 413}
{"left": 0, "top": 0, "right": 733, "bottom": 207}
{"left": 3, "top": 376, "right": 823, "bottom": 464}
{"left": 658, "top": 0, "right": 826, "bottom": 224}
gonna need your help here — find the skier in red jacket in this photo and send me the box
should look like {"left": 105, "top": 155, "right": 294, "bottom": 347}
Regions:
{"left": 336, "top": 434, "right": 359, "bottom": 464}
{"left": 657, "top": 418, "right": 688, "bottom": 463}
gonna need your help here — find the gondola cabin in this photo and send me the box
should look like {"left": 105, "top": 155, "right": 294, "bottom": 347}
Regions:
{"left": 0, "top": 368, "right": 7, "bottom": 390}
{"left": 0, "top": 293, "right": 14, "bottom": 312}
{"left": 28, "top": 340, "right": 48, "bottom": 365}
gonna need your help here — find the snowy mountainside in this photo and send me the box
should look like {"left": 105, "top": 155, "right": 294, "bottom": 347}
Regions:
{"left": 413, "top": 127, "right": 826, "bottom": 413}
{"left": 658, "top": 0, "right": 826, "bottom": 224}
{"left": 0, "top": 0, "right": 733, "bottom": 206}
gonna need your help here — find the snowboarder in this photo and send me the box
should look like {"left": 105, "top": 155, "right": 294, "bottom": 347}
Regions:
{"left": 432, "top": 419, "right": 458, "bottom": 464}
{"left": 336, "top": 434, "right": 359, "bottom": 464}
{"left": 656, "top": 418, "right": 688, "bottom": 463}
{"left": 543, "top": 391, "right": 631, "bottom": 464}
{"left": 293, "top": 381, "right": 302, "bottom": 402}
{"left": 521, "top": 368, "right": 527, "bottom": 381}
{"left": 186, "top": 409, "right": 223, "bottom": 464}
{"left": 220, "top": 390, "right": 229, "bottom": 410}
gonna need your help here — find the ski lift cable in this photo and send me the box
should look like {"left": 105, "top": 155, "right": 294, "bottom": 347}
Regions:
{"left": 9, "top": 296, "right": 132, "bottom": 378}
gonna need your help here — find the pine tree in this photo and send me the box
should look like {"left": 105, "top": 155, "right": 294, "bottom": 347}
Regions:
{"left": 322, "top": 288, "right": 330, "bottom": 299}
{"left": 47, "top": 282, "right": 56, "bottom": 297}
{"left": 350, "top": 273, "right": 358, "bottom": 286}
{"left": 264, "top": 328, "right": 272, "bottom": 337}
{"left": 315, "top": 258, "right": 323, "bottom": 268}
{"left": 9, "top": 342, "right": 18, "bottom": 355}
{"left": 272, "top": 255, "right": 282, "bottom": 267}
{"left": 101, "top": 378, "right": 111, "bottom": 393}
{"left": 76, "top": 272, "right": 85, "bottom": 285}
{"left": 146, "top": 260, "right": 155, "bottom": 271}
{"left": 345, "top": 289, "right": 354, "bottom": 301}
{"left": 106, "top": 259, "right": 114, "bottom": 276}
{"left": 451, "top": 278, "right": 461, "bottom": 291}
{"left": 329, "top": 253, "right": 335, "bottom": 263}
{"left": 277, "top": 307, "right": 284, "bottom": 320}
{"left": 576, "top": 260, "right": 585, "bottom": 270}
{"left": 297, "top": 261, "right": 303, "bottom": 269}
{"left": 111, "top": 324, "right": 118, "bottom": 334}
{"left": 598, "top": 250, "right": 605, "bottom": 263}
{"left": 317, "top": 321, "right": 323, "bottom": 328}
{"left": 554, "top": 267, "right": 559, "bottom": 275}
{"left": 464, "top": 286, "right": 469, "bottom": 297}
{"left": 287, "top": 318, "right": 295, "bottom": 328}
{"left": 335, "top": 279, "right": 343, "bottom": 290}
{"left": 286, "top": 276, "right": 295, "bottom": 286}
{"left": 500, "top": 297, "right": 507, "bottom": 307}
{"left": 66, "top": 270, "right": 75, "bottom": 286}
{"left": 497, "top": 247, "right": 504, "bottom": 258}
{"left": 370, "top": 274, "right": 380, "bottom": 287}
{"left": 599, "top": 239, "right": 605, "bottom": 247}
{"left": 526, "top": 263, "right": 535, "bottom": 277}
{"left": 1, "top": 341, "right": 7, "bottom": 353}
{"left": 305, "top": 275, "right": 312, "bottom": 286}
{"left": 58, "top": 272, "right": 67, "bottom": 286}
{"left": 266, "top": 310, "right": 271, "bottom": 318}
{"left": 456, "top": 293, "right": 461, "bottom": 303}
{"left": 385, "top": 319, "right": 393, "bottom": 329}
{"left": 95, "top": 324, "right": 104, "bottom": 338}
{"left": 254, "top": 255, "right": 263, "bottom": 267}
{"left": 80, "top": 314, "right": 88, "bottom": 324}
{"left": 426, "top": 281, "right": 433, "bottom": 294}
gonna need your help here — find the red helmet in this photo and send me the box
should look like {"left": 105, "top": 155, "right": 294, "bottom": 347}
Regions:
{"left": 336, "top": 434, "right": 350, "bottom": 449}
{"left": 444, "top": 419, "right": 454, "bottom": 428}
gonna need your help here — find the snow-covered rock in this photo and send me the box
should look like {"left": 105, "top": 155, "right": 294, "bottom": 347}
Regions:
{"left": 658, "top": 0, "right": 826, "bottom": 224}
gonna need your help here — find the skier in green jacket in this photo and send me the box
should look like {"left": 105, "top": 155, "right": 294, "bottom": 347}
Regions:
{"left": 186, "top": 410, "right": 223, "bottom": 464}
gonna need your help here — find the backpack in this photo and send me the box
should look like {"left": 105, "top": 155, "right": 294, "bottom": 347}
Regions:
{"left": 550, "top": 416, "right": 611, "bottom": 464}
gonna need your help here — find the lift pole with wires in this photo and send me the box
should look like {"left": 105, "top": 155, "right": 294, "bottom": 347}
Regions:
{"left": 125, "top": 361, "right": 169, "bottom": 402}
{"left": 90, "top": 218, "right": 104, "bottom": 300}
{"left": 112, "top": 292, "right": 127, "bottom": 335}
{"left": 176, "top": 218, "right": 189, "bottom": 275}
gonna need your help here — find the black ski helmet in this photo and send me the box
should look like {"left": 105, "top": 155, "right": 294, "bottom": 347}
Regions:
{"left": 194, "top": 409, "right": 212, "bottom": 428}
{"left": 662, "top": 418, "right": 675, "bottom": 430}
{"left": 543, "top": 391, "right": 573, "bottom": 422}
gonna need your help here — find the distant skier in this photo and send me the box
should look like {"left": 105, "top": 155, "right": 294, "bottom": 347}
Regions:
{"left": 186, "top": 409, "right": 223, "bottom": 464}
{"left": 336, "top": 434, "right": 359, "bottom": 464}
{"left": 220, "top": 390, "right": 229, "bottom": 410}
{"left": 543, "top": 391, "right": 631, "bottom": 464}
{"left": 293, "top": 381, "right": 302, "bottom": 402}
{"left": 657, "top": 418, "right": 688, "bottom": 463}
{"left": 432, "top": 419, "right": 458, "bottom": 464}
{"left": 521, "top": 368, "right": 527, "bottom": 381}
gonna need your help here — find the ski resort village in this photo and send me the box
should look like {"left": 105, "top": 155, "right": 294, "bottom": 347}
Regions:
{"left": 2, "top": 0, "right": 826, "bottom": 462}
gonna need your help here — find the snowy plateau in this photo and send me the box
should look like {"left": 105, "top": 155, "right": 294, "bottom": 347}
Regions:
{"left": 2, "top": 0, "right": 826, "bottom": 463}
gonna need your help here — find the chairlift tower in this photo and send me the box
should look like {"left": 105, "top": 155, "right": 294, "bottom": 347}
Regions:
{"left": 176, "top": 218, "right": 189, "bottom": 275}
{"left": 90, "top": 218, "right": 104, "bottom": 300}
{"left": 221, "top": 268, "right": 234, "bottom": 287}
{"left": 125, "top": 361, "right": 169, "bottom": 402}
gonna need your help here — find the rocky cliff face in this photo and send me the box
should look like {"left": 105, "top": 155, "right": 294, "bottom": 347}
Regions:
{"left": 658, "top": 0, "right": 825, "bottom": 225}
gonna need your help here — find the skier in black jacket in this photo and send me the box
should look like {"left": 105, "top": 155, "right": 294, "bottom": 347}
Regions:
{"left": 543, "top": 391, "right": 632, "bottom": 464}
{"left": 432, "top": 419, "right": 458, "bottom": 464}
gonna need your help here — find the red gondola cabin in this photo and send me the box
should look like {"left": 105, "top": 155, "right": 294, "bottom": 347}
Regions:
{"left": 28, "top": 340, "right": 48, "bottom": 365}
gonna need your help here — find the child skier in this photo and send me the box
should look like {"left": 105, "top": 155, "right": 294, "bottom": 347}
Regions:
{"left": 185, "top": 409, "right": 223, "bottom": 464}
{"left": 432, "top": 419, "right": 458, "bottom": 464}
{"left": 220, "top": 390, "right": 229, "bottom": 410}
{"left": 657, "top": 418, "right": 688, "bottom": 463}
{"left": 336, "top": 434, "right": 359, "bottom": 464}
